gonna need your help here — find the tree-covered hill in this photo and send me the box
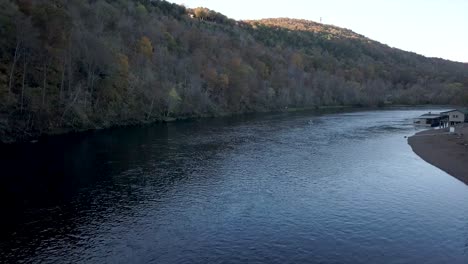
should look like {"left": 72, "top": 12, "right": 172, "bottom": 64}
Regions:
{"left": 245, "top": 18, "right": 468, "bottom": 86}
{"left": 1, "top": 0, "right": 467, "bottom": 142}
{"left": 245, "top": 18, "right": 367, "bottom": 40}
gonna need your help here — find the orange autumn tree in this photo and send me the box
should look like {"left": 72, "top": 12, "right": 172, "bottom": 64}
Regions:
{"left": 137, "top": 36, "right": 153, "bottom": 58}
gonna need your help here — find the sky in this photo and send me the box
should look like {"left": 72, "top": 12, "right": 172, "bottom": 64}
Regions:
{"left": 167, "top": 0, "right": 468, "bottom": 63}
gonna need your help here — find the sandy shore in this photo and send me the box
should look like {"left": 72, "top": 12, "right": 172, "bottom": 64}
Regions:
{"left": 408, "top": 125, "right": 468, "bottom": 185}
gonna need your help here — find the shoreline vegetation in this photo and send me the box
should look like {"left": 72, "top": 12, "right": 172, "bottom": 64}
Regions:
{"left": 408, "top": 125, "right": 468, "bottom": 185}
{"left": 1, "top": 104, "right": 355, "bottom": 143}
{"left": 0, "top": 104, "right": 447, "bottom": 144}
{"left": 1, "top": 0, "right": 468, "bottom": 143}
{"left": 0, "top": 104, "right": 369, "bottom": 143}
{"left": 0, "top": 104, "right": 351, "bottom": 143}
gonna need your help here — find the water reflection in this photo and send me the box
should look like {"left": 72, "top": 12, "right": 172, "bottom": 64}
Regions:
{"left": 1, "top": 109, "right": 468, "bottom": 263}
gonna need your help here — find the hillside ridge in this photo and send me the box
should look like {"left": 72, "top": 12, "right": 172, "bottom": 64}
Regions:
{"left": 0, "top": 0, "right": 467, "bottom": 142}
{"left": 245, "top": 18, "right": 368, "bottom": 41}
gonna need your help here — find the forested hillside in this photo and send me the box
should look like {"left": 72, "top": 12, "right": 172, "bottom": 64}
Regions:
{"left": 1, "top": 0, "right": 467, "bottom": 142}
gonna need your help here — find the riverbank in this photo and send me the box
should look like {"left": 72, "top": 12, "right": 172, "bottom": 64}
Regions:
{"left": 1, "top": 105, "right": 450, "bottom": 144}
{"left": 0, "top": 105, "right": 351, "bottom": 144}
{"left": 408, "top": 125, "right": 468, "bottom": 185}
{"left": 0, "top": 105, "right": 370, "bottom": 144}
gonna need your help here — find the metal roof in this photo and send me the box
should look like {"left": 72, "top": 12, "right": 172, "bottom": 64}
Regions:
{"left": 441, "top": 109, "right": 468, "bottom": 115}
{"left": 417, "top": 116, "right": 443, "bottom": 120}
{"left": 419, "top": 114, "right": 442, "bottom": 118}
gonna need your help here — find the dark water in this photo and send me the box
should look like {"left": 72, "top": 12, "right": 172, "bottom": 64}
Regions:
{"left": 1, "top": 109, "right": 468, "bottom": 264}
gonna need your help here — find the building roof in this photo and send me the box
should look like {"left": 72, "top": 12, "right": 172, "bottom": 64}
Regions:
{"left": 417, "top": 115, "right": 443, "bottom": 120}
{"left": 416, "top": 110, "right": 450, "bottom": 119}
{"left": 441, "top": 109, "right": 468, "bottom": 115}
{"left": 419, "top": 113, "right": 442, "bottom": 118}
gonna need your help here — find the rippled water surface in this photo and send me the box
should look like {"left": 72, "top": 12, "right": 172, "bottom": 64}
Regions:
{"left": 1, "top": 109, "right": 468, "bottom": 263}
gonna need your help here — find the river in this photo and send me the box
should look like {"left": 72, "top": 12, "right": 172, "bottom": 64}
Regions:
{"left": 1, "top": 109, "right": 468, "bottom": 263}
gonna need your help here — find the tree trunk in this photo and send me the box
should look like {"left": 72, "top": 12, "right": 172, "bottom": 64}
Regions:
{"left": 59, "top": 58, "right": 66, "bottom": 102}
{"left": 21, "top": 54, "right": 27, "bottom": 113}
{"left": 147, "top": 95, "right": 155, "bottom": 121}
{"left": 89, "top": 72, "right": 96, "bottom": 108}
{"left": 68, "top": 56, "right": 73, "bottom": 100}
{"left": 8, "top": 41, "right": 21, "bottom": 95}
{"left": 84, "top": 63, "right": 95, "bottom": 110}
{"left": 42, "top": 62, "right": 48, "bottom": 108}
{"left": 61, "top": 84, "right": 81, "bottom": 125}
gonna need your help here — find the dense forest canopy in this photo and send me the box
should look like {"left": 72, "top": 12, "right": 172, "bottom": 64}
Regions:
{"left": 1, "top": 0, "right": 467, "bottom": 142}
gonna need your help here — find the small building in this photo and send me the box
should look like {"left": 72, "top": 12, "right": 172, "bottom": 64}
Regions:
{"left": 413, "top": 112, "right": 448, "bottom": 127}
{"left": 441, "top": 109, "right": 468, "bottom": 126}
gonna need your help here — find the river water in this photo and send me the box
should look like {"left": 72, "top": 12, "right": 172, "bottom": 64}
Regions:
{"left": 1, "top": 109, "right": 468, "bottom": 263}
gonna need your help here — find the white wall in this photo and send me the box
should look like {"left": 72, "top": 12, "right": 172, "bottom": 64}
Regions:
{"left": 447, "top": 111, "right": 465, "bottom": 123}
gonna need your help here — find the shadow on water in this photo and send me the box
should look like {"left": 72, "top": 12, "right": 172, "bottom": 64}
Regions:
{"left": 0, "top": 111, "right": 316, "bottom": 256}
{"left": 1, "top": 108, "right": 467, "bottom": 263}
{"left": 1, "top": 124, "right": 166, "bottom": 206}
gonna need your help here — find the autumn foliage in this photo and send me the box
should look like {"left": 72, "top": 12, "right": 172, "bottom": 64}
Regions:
{"left": 0, "top": 0, "right": 467, "bottom": 142}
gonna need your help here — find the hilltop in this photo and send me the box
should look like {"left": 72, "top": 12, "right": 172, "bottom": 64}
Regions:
{"left": 244, "top": 18, "right": 468, "bottom": 84}
{"left": 1, "top": 0, "right": 467, "bottom": 142}
{"left": 245, "top": 18, "right": 367, "bottom": 40}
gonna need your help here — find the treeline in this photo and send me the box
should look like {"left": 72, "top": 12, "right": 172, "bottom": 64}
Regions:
{"left": 1, "top": 0, "right": 467, "bottom": 142}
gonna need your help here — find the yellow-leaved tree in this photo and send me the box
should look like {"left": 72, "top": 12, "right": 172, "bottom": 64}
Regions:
{"left": 138, "top": 36, "right": 153, "bottom": 58}
{"left": 168, "top": 87, "right": 181, "bottom": 114}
